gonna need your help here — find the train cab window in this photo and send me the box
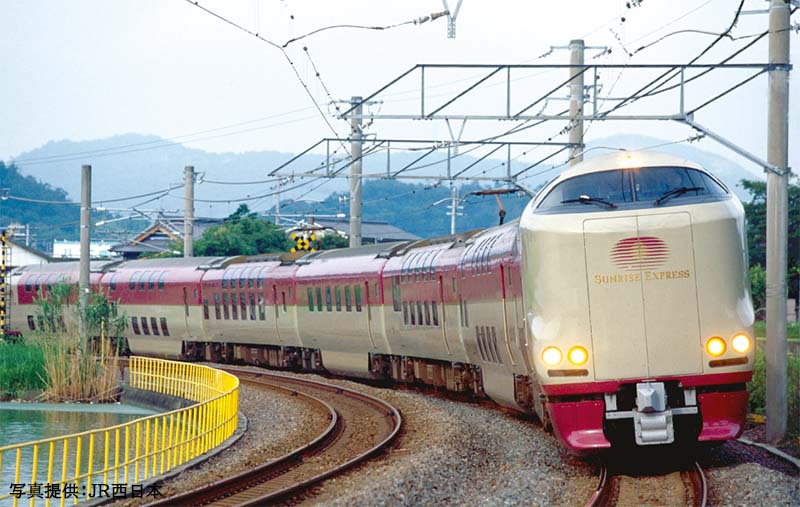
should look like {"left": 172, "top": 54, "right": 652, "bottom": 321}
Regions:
{"left": 148, "top": 271, "right": 158, "bottom": 290}
{"left": 160, "top": 318, "right": 169, "bottom": 336}
{"left": 307, "top": 288, "right": 314, "bottom": 311}
{"left": 202, "top": 298, "right": 209, "bottom": 320}
{"left": 424, "top": 301, "right": 431, "bottom": 326}
{"left": 150, "top": 317, "right": 160, "bottom": 336}
{"left": 240, "top": 293, "right": 247, "bottom": 319}
{"left": 344, "top": 286, "right": 352, "bottom": 312}
{"left": 214, "top": 293, "right": 222, "bottom": 320}
{"left": 131, "top": 317, "right": 140, "bottom": 335}
{"left": 223, "top": 293, "right": 230, "bottom": 320}
{"left": 109, "top": 273, "right": 119, "bottom": 291}
{"left": 432, "top": 301, "right": 439, "bottom": 326}
{"left": 231, "top": 294, "right": 239, "bottom": 320}
{"left": 402, "top": 302, "right": 409, "bottom": 325}
{"left": 130, "top": 271, "right": 141, "bottom": 290}
{"left": 282, "top": 292, "right": 287, "bottom": 312}
{"left": 325, "top": 287, "right": 332, "bottom": 312}
{"left": 27, "top": 315, "right": 36, "bottom": 331}
{"left": 140, "top": 317, "right": 150, "bottom": 335}
{"left": 335, "top": 286, "right": 342, "bottom": 311}
{"left": 158, "top": 271, "right": 167, "bottom": 290}
{"left": 354, "top": 286, "right": 362, "bottom": 312}
{"left": 632, "top": 166, "right": 727, "bottom": 201}
{"left": 249, "top": 293, "right": 256, "bottom": 320}
{"left": 392, "top": 276, "right": 401, "bottom": 312}
{"left": 409, "top": 302, "right": 416, "bottom": 325}
{"left": 315, "top": 287, "right": 323, "bottom": 312}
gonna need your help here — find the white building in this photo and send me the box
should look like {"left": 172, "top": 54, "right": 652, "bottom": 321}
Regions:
{"left": 52, "top": 240, "right": 119, "bottom": 260}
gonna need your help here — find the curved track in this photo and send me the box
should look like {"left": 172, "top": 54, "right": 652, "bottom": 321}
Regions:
{"left": 585, "top": 461, "right": 707, "bottom": 507}
{"left": 147, "top": 368, "right": 402, "bottom": 507}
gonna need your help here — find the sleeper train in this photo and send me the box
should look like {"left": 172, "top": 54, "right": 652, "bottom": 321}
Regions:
{"left": 6, "top": 151, "right": 755, "bottom": 451}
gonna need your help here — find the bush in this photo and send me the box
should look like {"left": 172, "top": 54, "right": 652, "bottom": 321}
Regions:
{"left": 747, "top": 348, "right": 800, "bottom": 440}
{"left": 0, "top": 342, "right": 46, "bottom": 397}
{"left": 749, "top": 264, "right": 766, "bottom": 315}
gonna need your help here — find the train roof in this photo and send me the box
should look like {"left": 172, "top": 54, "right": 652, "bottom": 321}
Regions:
{"left": 558, "top": 150, "right": 705, "bottom": 180}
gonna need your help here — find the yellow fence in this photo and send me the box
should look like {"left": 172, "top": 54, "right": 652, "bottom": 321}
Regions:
{"left": 0, "top": 357, "right": 239, "bottom": 507}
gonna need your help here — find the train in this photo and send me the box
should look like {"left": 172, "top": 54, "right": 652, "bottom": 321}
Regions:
{"left": 5, "top": 151, "right": 755, "bottom": 452}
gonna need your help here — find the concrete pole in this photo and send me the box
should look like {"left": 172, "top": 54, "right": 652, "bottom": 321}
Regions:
{"left": 184, "top": 166, "right": 195, "bottom": 257}
{"left": 568, "top": 39, "right": 585, "bottom": 166}
{"left": 275, "top": 183, "right": 281, "bottom": 225}
{"left": 450, "top": 185, "right": 458, "bottom": 235}
{"left": 349, "top": 96, "right": 363, "bottom": 248}
{"left": 78, "top": 164, "right": 91, "bottom": 342}
{"left": 765, "top": 0, "right": 790, "bottom": 443}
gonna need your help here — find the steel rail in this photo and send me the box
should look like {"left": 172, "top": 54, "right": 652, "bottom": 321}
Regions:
{"left": 147, "top": 368, "right": 402, "bottom": 507}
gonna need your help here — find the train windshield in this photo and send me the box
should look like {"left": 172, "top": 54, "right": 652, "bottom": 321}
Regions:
{"left": 537, "top": 166, "right": 728, "bottom": 212}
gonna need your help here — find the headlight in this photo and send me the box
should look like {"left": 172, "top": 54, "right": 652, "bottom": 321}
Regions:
{"left": 732, "top": 333, "right": 750, "bottom": 353}
{"left": 567, "top": 346, "right": 588, "bottom": 366}
{"left": 542, "top": 347, "right": 562, "bottom": 366}
{"left": 706, "top": 337, "right": 726, "bottom": 357}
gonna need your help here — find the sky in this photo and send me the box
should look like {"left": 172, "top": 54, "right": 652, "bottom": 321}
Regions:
{"left": 1, "top": 0, "right": 799, "bottom": 181}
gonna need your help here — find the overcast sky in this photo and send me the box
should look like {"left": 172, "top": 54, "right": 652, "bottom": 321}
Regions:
{"left": 2, "top": 0, "right": 798, "bottom": 178}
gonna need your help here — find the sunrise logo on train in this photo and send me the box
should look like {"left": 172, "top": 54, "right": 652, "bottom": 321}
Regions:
{"left": 610, "top": 236, "right": 669, "bottom": 271}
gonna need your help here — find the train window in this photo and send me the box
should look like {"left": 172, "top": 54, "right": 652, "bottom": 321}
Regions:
{"left": 223, "top": 293, "right": 230, "bottom": 320}
{"left": 258, "top": 296, "right": 265, "bottom": 320}
{"left": 158, "top": 271, "right": 167, "bottom": 290}
{"left": 417, "top": 302, "right": 423, "bottom": 326}
{"left": 247, "top": 268, "right": 255, "bottom": 288}
{"left": 424, "top": 301, "right": 431, "bottom": 326}
{"left": 402, "top": 302, "right": 409, "bottom": 325}
{"left": 325, "top": 287, "right": 332, "bottom": 312}
{"left": 238, "top": 269, "right": 246, "bottom": 289}
{"left": 109, "top": 273, "right": 119, "bottom": 291}
{"left": 633, "top": 166, "right": 727, "bottom": 201}
{"left": 316, "top": 287, "right": 323, "bottom": 312}
{"left": 138, "top": 271, "right": 149, "bottom": 291}
{"left": 231, "top": 294, "right": 238, "bottom": 320}
{"left": 222, "top": 270, "right": 229, "bottom": 289}
{"left": 409, "top": 302, "right": 416, "bottom": 325}
{"left": 476, "top": 327, "right": 485, "bottom": 362}
{"left": 335, "top": 286, "right": 342, "bottom": 312}
{"left": 392, "top": 276, "right": 401, "bottom": 312}
{"left": 282, "top": 292, "right": 287, "bottom": 312}
{"left": 140, "top": 317, "right": 150, "bottom": 335}
{"left": 344, "top": 286, "right": 352, "bottom": 312}
{"left": 355, "top": 286, "right": 362, "bottom": 312}
{"left": 240, "top": 293, "right": 247, "bottom": 319}
{"left": 307, "top": 288, "right": 314, "bottom": 311}
{"left": 491, "top": 327, "right": 501, "bottom": 363}
{"left": 464, "top": 301, "right": 469, "bottom": 327}
{"left": 160, "top": 318, "right": 169, "bottom": 336}
{"left": 249, "top": 293, "right": 256, "bottom": 320}
{"left": 130, "top": 271, "right": 141, "bottom": 290}
{"left": 432, "top": 301, "right": 439, "bottom": 326}
{"left": 202, "top": 298, "right": 209, "bottom": 320}
{"left": 24, "top": 276, "right": 32, "bottom": 293}
{"left": 452, "top": 278, "right": 456, "bottom": 293}
{"left": 214, "top": 293, "right": 221, "bottom": 320}
{"left": 27, "top": 315, "right": 35, "bottom": 331}
{"left": 257, "top": 267, "right": 265, "bottom": 289}
{"left": 131, "top": 317, "right": 140, "bottom": 335}
{"left": 151, "top": 317, "right": 160, "bottom": 336}
{"left": 148, "top": 271, "right": 158, "bottom": 290}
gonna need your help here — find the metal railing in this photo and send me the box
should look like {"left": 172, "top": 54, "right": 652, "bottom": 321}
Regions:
{"left": 0, "top": 357, "right": 239, "bottom": 507}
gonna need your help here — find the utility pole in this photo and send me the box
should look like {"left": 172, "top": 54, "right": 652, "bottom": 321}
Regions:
{"left": 275, "top": 183, "right": 281, "bottom": 226}
{"left": 349, "top": 96, "right": 363, "bottom": 248}
{"left": 568, "top": 39, "right": 585, "bottom": 166}
{"left": 78, "top": 164, "right": 91, "bottom": 342}
{"left": 765, "top": 0, "right": 790, "bottom": 443}
{"left": 184, "top": 166, "right": 195, "bottom": 258}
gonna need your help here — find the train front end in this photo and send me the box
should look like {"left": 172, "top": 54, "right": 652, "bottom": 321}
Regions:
{"left": 519, "top": 151, "right": 754, "bottom": 452}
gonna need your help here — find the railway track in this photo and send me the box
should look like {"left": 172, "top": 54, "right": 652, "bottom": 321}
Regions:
{"left": 585, "top": 460, "right": 707, "bottom": 507}
{"left": 146, "top": 367, "right": 402, "bottom": 507}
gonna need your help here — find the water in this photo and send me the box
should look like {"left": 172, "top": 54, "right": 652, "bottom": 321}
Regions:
{"left": 0, "top": 403, "right": 157, "bottom": 506}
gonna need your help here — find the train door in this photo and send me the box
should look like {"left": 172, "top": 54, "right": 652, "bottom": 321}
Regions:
{"left": 437, "top": 275, "right": 452, "bottom": 355}
{"left": 499, "top": 265, "right": 516, "bottom": 367}
{"left": 364, "top": 281, "right": 376, "bottom": 348}
{"left": 272, "top": 285, "right": 282, "bottom": 343}
{"left": 508, "top": 265, "right": 531, "bottom": 372}
{"left": 182, "top": 287, "right": 190, "bottom": 337}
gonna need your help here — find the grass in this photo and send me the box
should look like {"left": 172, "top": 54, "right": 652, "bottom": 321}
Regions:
{"left": 38, "top": 333, "right": 120, "bottom": 403}
{"left": 0, "top": 341, "right": 47, "bottom": 397}
{"left": 753, "top": 321, "right": 800, "bottom": 340}
{"left": 747, "top": 347, "right": 800, "bottom": 441}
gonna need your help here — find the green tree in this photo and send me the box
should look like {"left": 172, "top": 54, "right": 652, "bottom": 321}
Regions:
{"left": 740, "top": 178, "right": 800, "bottom": 303}
{"left": 195, "top": 205, "right": 293, "bottom": 256}
{"left": 318, "top": 233, "right": 349, "bottom": 250}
